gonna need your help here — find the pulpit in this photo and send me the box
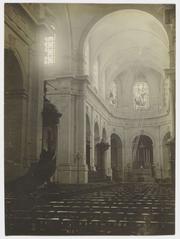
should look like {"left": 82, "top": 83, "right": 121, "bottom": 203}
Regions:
{"left": 6, "top": 98, "right": 62, "bottom": 194}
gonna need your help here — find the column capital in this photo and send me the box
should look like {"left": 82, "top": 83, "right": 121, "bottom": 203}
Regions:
{"left": 164, "top": 68, "right": 175, "bottom": 76}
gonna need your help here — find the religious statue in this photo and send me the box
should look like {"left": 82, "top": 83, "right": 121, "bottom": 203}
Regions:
{"left": 134, "top": 82, "right": 149, "bottom": 109}
{"left": 134, "top": 86, "right": 147, "bottom": 106}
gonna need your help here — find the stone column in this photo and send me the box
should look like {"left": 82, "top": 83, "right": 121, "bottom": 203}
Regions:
{"left": 90, "top": 108, "right": 96, "bottom": 171}
{"left": 73, "top": 77, "right": 88, "bottom": 183}
{"left": 164, "top": 68, "right": 175, "bottom": 138}
{"left": 46, "top": 75, "right": 88, "bottom": 184}
{"left": 166, "top": 6, "right": 175, "bottom": 185}
{"left": 35, "top": 28, "right": 46, "bottom": 163}
{"left": 124, "top": 129, "right": 132, "bottom": 181}
{"left": 152, "top": 130, "right": 161, "bottom": 180}
{"left": 158, "top": 126, "right": 163, "bottom": 180}
{"left": 164, "top": 5, "right": 175, "bottom": 138}
{"left": 159, "top": 141, "right": 165, "bottom": 179}
{"left": 105, "top": 135, "right": 112, "bottom": 179}
{"left": 25, "top": 26, "right": 46, "bottom": 167}
{"left": 55, "top": 93, "right": 72, "bottom": 184}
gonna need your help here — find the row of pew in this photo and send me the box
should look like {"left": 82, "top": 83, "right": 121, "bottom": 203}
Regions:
{"left": 5, "top": 182, "right": 175, "bottom": 235}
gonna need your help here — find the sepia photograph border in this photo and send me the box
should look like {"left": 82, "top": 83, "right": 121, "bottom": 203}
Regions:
{"left": 1, "top": 0, "right": 179, "bottom": 239}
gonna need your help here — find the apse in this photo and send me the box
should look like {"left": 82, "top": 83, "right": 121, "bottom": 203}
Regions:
{"left": 83, "top": 9, "right": 169, "bottom": 116}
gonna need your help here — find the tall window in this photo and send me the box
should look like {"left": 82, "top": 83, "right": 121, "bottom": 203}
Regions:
{"left": 84, "top": 41, "right": 89, "bottom": 74}
{"left": 109, "top": 81, "right": 117, "bottom": 105}
{"left": 44, "top": 34, "right": 56, "bottom": 65}
{"left": 101, "top": 72, "right": 106, "bottom": 99}
{"left": 93, "top": 60, "right": 99, "bottom": 90}
{"left": 133, "top": 82, "right": 149, "bottom": 110}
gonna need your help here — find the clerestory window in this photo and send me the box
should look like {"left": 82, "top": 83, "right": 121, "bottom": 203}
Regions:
{"left": 133, "top": 82, "right": 149, "bottom": 110}
{"left": 44, "top": 34, "right": 56, "bottom": 65}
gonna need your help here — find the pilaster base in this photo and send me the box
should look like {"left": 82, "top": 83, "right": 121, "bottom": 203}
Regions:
{"left": 54, "top": 164, "right": 88, "bottom": 184}
{"left": 5, "top": 161, "right": 26, "bottom": 183}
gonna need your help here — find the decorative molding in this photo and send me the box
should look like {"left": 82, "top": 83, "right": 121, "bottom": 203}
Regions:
{"left": 21, "top": 3, "right": 56, "bottom": 33}
{"left": 5, "top": 89, "right": 28, "bottom": 99}
{"left": 5, "top": 16, "right": 34, "bottom": 46}
{"left": 5, "top": 4, "right": 35, "bottom": 41}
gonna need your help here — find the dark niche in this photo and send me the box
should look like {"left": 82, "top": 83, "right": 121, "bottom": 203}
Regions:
{"left": 42, "top": 98, "right": 62, "bottom": 127}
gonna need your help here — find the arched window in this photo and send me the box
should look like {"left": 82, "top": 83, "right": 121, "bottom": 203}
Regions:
{"left": 101, "top": 72, "right": 106, "bottom": 99}
{"left": 109, "top": 81, "right": 117, "bottom": 105}
{"left": 44, "top": 33, "right": 56, "bottom": 65}
{"left": 84, "top": 41, "right": 89, "bottom": 75}
{"left": 133, "top": 82, "right": 149, "bottom": 110}
{"left": 93, "top": 60, "right": 99, "bottom": 90}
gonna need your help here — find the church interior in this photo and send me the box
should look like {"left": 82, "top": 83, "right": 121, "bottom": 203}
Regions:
{"left": 4, "top": 3, "right": 175, "bottom": 235}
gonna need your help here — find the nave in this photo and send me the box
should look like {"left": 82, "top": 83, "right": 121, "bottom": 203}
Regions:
{"left": 6, "top": 183, "right": 175, "bottom": 235}
{"left": 4, "top": 3, "right": 176, "bottom": 236}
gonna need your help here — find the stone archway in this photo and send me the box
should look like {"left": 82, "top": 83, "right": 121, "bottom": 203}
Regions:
{"left": 111, "top": 134, "right": 122, "bottom": 182}
{"left": 82, "top": 9, "right": 169, "bottom": 85}
{"left": 132, "top": 135, "right": 154, "bottom": 182}
{"left": 5, "top": 48, "right": 26, "bottom": 181}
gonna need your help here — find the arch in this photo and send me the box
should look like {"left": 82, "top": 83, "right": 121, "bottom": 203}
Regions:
{"left": 80, "top": 7, "right": 169, "bottom": 54}
{"left": 81, "top": 8, "right": 169, "bottom": 76}
{"left": 111, "top": 133, "right": 122, "bottom": 182}
{"left": 86, "top": 9, "right": 168, "bottom": 43}
{"left": 81, "top": 8, "right": 170, "bottom": 118}
{"left": 5, "top": 47, "right": 26, "bottom": 88}
{"left": 132, "top": 135, "right": 154, "bottom": 181}
{"left": 130, "top": 131, "right": 155, "bottom": 147}
{"left": 5, "top": 48, "right": 23, "bottom": 90}
{"left": 5, "top": 49, "right": 27, "bottom": 181}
